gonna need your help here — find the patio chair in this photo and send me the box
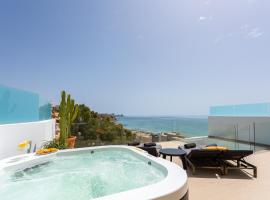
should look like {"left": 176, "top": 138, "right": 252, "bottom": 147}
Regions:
{"left": 184, "top": 149, "right": 225, "bottom": 175}
{"left": 127, "top": 141, "right": 140, "bottom": 146}
{"left": 219, "top": 150, "right": 257, "bottom": 178}
{"left": 138, "top": 143, "right": 162, "bottom": 157}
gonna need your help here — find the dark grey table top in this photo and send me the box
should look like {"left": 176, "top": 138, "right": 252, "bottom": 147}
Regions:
{"left": 159, "top": 148, "right": 186, "bottom": 156}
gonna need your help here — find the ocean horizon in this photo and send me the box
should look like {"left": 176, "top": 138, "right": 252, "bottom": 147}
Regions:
{"left": 116, "top": 116, "right": 208, "bottom": 138}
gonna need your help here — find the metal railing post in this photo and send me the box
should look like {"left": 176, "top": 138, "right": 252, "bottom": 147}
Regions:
{"left": 253, "top": 122, "right": 256, "bottom": 152}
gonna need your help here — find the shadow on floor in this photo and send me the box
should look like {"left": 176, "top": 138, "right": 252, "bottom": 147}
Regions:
{"left": 163, "top": 156, "right": 256, "bottom": 180}
{"left": 186, "top": 168, "right": 255, "bottom": 180}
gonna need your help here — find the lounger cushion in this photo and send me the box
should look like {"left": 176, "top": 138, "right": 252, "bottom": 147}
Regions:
{"left": 144, "top": 142, "right": 156, "bottom": 147}
{"left": 205, "top": 144, "right": 217, "bottom": 147}
{"left": 184, "top": 143, "right": 196, "bottom": 149}
{"left": 128, "top": 141, "right": 140, "bottom": 146}
{"left": 205, "top": 146, "right": 228, "bottom": 151}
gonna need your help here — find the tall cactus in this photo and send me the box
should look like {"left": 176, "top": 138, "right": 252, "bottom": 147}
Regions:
{"left": 59, "top": 91, "right": 68, "bottom": 145}
{"left": 67, "top": 97, "right": 79, "bottom": 138}
{"left": 59, "top": 91, "right": 79, "bottom": 145}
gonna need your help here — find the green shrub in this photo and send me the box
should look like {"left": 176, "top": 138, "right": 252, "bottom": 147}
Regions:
{"left": 100, "top": 132, "right": 115, "bottom": 142}
{"left": 42, "top": 139, "right": 66, "bottom": 150}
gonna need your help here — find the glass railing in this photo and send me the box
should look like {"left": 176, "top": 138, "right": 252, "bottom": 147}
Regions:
{"left": 209, "top": 103, "right": 270, "bottom": 116}
{"left": 0, "top": 85, "right": 51, "bottom": 124}
{"left": 183, "top": 137, "right": 267, "bottom": 151}
{"left": 208, "top": 112, "right": 270, "bottom": 150}
{"left": 69, "top": 118, "right": 270, "bottom": 151}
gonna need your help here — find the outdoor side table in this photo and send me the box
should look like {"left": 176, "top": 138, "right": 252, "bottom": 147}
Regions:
{"left": 159, "top": 148, "right": 187, "bottom": 170}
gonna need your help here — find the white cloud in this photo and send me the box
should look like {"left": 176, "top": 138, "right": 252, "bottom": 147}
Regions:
{"left": 198, "top": 16, "right": 213, "bottom": 22}
{"left": 214, "top": 24, "right": 263, "bottom": 45}
{"left": 213, "top": 33, "right": 233, "bottom": 45}
{"left": 246, "top": 28, "right": 263, "bottom": 39}
{"left": 240, "top": 24, "right": 263, "bottom": 39}
{"left": 198, "top": 16, "right": 207, "bottom": 22}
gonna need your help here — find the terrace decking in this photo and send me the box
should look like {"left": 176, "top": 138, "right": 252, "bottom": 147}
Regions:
{"left": 158, "top": 141, "right": 269, "bottom": 200}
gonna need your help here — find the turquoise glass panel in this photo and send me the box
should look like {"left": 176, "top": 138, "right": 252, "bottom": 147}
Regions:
{"left": 39, "top": 96, "right": 52, "bottom": 120}
{"left": 0, "top": 85, "right": 51, "bottom": 124}
{"left": 210, "top": 103, "right": 270, "bottom": 116}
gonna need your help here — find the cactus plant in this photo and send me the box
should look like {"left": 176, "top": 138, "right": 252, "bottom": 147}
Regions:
{"left": 67, "top": 97, "right": 79, "bottom": 138}
{"left": 59, "top": 91, "right": 79, "bottom": 146}
{"left": 59, "top": 91, "right": 67, "bottom": 145}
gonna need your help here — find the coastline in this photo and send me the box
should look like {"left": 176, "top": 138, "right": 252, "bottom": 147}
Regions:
{"left": 130, "top": 129, "right": 187, "bottom": 143}
{"left": 117, "top": 116, "right": 208, "bottom": 138}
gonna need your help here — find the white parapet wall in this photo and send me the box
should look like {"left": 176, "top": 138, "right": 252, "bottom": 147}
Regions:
{"left": 0, "top": 119, "right": 55, "bottom": 160}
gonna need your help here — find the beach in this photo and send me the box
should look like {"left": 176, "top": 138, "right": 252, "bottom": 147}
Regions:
{"left": 131, "top": 129, "right": 186, "bottom": 143}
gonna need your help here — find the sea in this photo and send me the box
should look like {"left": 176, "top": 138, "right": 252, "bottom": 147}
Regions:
{"left": 116, "top": 116, "right": 208, "bottom": 138}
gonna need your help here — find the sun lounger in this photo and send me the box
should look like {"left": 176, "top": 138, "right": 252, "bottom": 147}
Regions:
{"left": 182, "top": 146, "right": 257, "bottom": 177}
{"left": 220, "top": 150, "right": 257, "bottom": 178}
{"left": 184, "top": 149, "right": 225, "bottom": 175}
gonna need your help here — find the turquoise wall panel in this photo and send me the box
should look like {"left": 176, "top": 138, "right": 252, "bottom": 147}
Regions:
{"left": 0, "top": 85, "right": 51, "bottom": 124}
{"left": 210, "top": 103, "right": 270, "bottom": 116}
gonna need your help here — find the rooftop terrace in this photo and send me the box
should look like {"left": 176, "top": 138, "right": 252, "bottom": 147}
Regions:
{"left": 159, "top": 141, "right": 269, "bottom": 200}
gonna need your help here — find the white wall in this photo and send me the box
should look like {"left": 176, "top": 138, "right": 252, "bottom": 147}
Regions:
{"left": 0, "top": 119, "right": 55, "bottom": 160}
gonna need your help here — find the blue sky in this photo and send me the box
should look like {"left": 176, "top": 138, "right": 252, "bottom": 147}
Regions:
{"left": 0, "top": 0, "right": 269, "bottom": 116}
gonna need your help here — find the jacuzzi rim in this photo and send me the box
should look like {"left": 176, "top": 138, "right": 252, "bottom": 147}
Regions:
{"left": 0, "top": 145, "right": 188, "bottom": 200}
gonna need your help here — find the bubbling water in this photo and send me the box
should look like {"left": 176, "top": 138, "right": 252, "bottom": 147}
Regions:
{"left": 0, "top": 149, "right": 166, "bottom": 200}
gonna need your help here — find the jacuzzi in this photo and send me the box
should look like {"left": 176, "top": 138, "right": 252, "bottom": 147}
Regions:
{"left": 0, "top": 146, "right": 188, "bottom": 200}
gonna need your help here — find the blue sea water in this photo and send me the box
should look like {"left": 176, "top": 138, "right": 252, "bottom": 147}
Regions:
{"left": 117, "top": 116, "right": 208, "bottom": 138}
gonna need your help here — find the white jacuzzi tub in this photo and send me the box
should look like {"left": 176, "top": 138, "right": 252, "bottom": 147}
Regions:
{"left": 0, "top": 146, "right": 188, "bottom": 200}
